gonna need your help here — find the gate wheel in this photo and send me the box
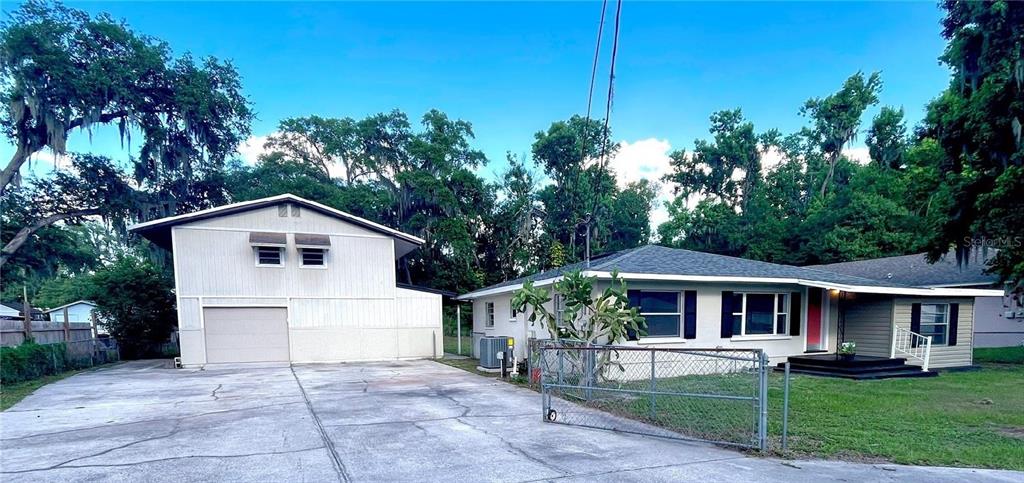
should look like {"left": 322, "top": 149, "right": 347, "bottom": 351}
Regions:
{"left": 546, "top": 409, "right": 557, "bottom": 422}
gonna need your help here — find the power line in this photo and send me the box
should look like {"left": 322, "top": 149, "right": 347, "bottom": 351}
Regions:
{"left": 600, "top": 0, "right": 623, "bottom": 171}
{"left": 585, "top": 0, "right": 623, "bottom": 267}
{"left": 571, "top": 0, "right": 609, "bottom": 266}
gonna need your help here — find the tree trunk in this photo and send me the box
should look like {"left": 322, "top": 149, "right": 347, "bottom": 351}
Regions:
{"left": 0, "top": 209, "right": 102, "bottom": 268}
{"left": 1, "top": 144, "right": 33, "bottom": 195}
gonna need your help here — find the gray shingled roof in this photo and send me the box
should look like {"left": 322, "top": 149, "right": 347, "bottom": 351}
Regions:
{"left": 808, "top": 250, "right": 997, "bottom": 288}
{"left": 463, "top": 244, "right": 919, "bottom": 298}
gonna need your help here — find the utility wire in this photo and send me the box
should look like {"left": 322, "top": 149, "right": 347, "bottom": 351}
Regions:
{"left": 570, "top": 0, "right": 609, "bottom": 265}
{"left": 600, "top": 0, "right": 623, "bottom": 171}
{"left": 584, "top": 0, "right": 623, "bottom": 266}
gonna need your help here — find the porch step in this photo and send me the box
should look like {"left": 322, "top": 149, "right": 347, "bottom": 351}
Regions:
{"left": 777, "top": 354, "right": 938, "bottom": 380}
{"left": 782, "top": 366, "right": 939, "bottom": 380}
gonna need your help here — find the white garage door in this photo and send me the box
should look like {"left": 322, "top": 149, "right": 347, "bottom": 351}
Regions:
{"left": 204, "top": 307, "right": 289, "bottom": 363}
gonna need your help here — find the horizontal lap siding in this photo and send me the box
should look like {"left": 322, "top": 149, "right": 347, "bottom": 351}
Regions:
{"left": 842, "top": 293, "right": 893, "bottom": 357}
{"left": 174, "top": 228, "right": 395, "bottom": 299}
{"left": 894, "top": 297, "right": 974, "bottom": 368}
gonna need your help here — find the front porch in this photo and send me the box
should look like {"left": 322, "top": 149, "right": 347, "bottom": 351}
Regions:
{"left": 781, "top": 354, "right": 938, "bottom": 379}
{"left": 793, "top": 289, "right": 944, "bottom": 378}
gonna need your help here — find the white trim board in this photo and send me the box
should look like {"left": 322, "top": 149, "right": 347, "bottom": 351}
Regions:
{"left": 458, "top": 271, "right": 1004, "bottom": 300}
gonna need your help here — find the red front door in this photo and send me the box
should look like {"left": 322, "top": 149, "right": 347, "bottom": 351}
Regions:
{"left": 806, "top": 288, "right": 824, "bottom": 351}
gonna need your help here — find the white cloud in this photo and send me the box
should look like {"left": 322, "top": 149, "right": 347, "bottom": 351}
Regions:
{"left": 237, "top": 134, "right": 271, "bottom": 165}
{"left": 606, "top": 138, "right": 675, "bottom": 235}
{"left": 842, "top": 146, "right": 871, "bottom": 165}
{"left": 607, "top": 138, "right": 673, "bottom": 190}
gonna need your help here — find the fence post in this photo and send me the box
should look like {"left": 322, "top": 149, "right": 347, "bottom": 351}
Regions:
{"left": 541, "top": 347, "right": 549, "bottom": 421}
{"left": 584, "top": 348, "right": 593, "bottom": 400}
{"left": 758, "top": 351, "right": 769, "bottom": 451}
{"left": 782, "top": 361, "right": 791, "bottom": 452}
{"left": 649, "top": 350, "right": 657, "bottom": 420}
{"left": 557, "top": 348, "right": 564, "bottom": 387}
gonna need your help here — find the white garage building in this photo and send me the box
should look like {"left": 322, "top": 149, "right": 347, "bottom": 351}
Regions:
{"left": 130, "top": 194, "right": 443, "bottom": 367}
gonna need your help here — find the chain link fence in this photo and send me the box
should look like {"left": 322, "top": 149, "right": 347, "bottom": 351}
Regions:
{"left": 539, "top": 342, "right": 780, "bottom": 450}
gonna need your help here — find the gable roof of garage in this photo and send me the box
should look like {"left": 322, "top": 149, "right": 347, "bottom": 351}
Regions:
{"left": 457, "top": 245, "right": 1003, "bottom": 300}
{"left": 129, "top": 194, "right": 424, "bottom": 253}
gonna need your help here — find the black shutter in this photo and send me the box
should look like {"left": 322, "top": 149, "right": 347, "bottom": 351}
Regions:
{"left": 721, "top": 291, "right": 734, "bottom": 338}
{"left": 948, "top": 303, "right": 959, "bottom": 346}
{"left": 627, "top": 290, "right": 641, "bottom": 341}
{"left": 789, "top": 291, "right": 802, "bottom": 336}
{"left": 910, "top": 303, "right": 921, "bottom": 348}
{"left": 683, "top": 290, "right": 697, "bottom": 339}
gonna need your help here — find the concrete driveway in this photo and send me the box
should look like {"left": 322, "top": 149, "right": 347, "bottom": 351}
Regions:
{"left": 1, "top": 360, "right": 1020, "bottom": 482}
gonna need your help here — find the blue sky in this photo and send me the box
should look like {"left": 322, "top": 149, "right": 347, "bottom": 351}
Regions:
{"left": 4, "top": 1, "right": 950, "bottom": 199}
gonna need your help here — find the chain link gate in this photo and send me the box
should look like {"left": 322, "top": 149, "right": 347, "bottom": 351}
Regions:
{"left": 539, "top": 343, "right": 770, "bottom": 450}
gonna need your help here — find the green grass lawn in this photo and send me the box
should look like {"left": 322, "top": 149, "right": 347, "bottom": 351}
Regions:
{"left": 974, "top": 346, "right": 1024, "bottom": 364}
{"left": 443, "top": 335, "right": 473, "bottom": 356}
{"left": 773, "top": 364, "right": 1024, "bottom": 469}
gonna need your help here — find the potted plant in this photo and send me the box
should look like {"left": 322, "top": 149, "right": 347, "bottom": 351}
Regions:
{"left": 838, "top": 341, "right": 857, "bottom": 361}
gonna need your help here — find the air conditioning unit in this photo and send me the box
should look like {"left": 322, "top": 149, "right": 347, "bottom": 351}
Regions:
{"left": 479, "top": 336, "right": 511, "bottom": 369}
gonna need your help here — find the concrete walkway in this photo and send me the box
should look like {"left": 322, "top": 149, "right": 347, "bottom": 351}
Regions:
{"left": 1, "top": 360, "right": 1020, "bottom": 482}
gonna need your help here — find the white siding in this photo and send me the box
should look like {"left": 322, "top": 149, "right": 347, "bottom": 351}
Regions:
{"left": 470, "top": 280, "right": 813, "bottom": 364}
{"left": 173, "top": 228, "right": 395, "bottom": 299}
{"left": 894, "top": 297, "right": 975, "bottom": 368}
{"left": 48, "top": 303, "right": 96, "bottom": 324}
{"left": 186, "top": 204, "right": 382, "bottom": 237}
{"left": 169, "top": 202, "right": 439, "bottom": 366}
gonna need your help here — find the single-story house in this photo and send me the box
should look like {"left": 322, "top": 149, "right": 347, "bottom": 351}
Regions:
{"left": 130, "top": 194, "right": 443, "bottom": 367}
{"left": 810, "top": 251, "right": 1023, "bottom": 348}
{"left": 457, "top": 245, "right": 1002, "bottom": 373}
{"left": 46, "top": 300, "right": 104, "bottom": 336}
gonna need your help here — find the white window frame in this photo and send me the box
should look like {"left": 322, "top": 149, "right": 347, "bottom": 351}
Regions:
{"left": 254, "top": 246, "right": 284, "bottom": 267}
{"left": 510, "top": 303, "right": 519, "bottom": 323}
{"left": 485, "top": 302, "right": 495, "bottom": 328}
{"left": 732, "top": 292, "right": 789, "bottom": 337}
{"left": 299, "top": 248, "right": 327, "bottom": 268}
{"left": 919, "top": 303, "right": 950, "bottom": 345}
{"left": 633, "top": 290, "right": 682, "bottom": 338}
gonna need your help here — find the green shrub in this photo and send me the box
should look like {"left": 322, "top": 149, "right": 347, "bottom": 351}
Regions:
{"left": 0, "top": 341, "right": 97, "bottom": 385}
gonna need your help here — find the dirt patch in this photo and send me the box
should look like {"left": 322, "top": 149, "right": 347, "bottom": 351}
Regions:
{"left": 997, "top": 427, "right": 1024, "bottom": 440}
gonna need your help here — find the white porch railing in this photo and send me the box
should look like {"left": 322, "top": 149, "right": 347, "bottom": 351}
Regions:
{"left": 890, "top": 326, "right": 932, "bottom": 371}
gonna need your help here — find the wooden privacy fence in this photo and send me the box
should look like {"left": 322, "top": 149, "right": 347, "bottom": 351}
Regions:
{"left": 1, "top": 320, "right": 95, "bottom": 347}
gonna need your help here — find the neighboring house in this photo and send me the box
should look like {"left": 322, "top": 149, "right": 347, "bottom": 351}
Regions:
{"left": 811, "top": 251, "right": 1024, "bottom": 348}
{"left": 45, "top": 300, "right": 105, "bottom": 336}
{"left": 0, "top": 303, "right": 19, "bottom": 319}
{"left": 45, "top": 300, "right": 98, "bottom": 324}
{"left": 457, "top": 245, "right": 1001, "bottom": 373}
{"left": 130, "top": 194, "right": 443, "bottom": 367}
{"left": 0, "top": 301, "right": 48, "bottom": 321}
